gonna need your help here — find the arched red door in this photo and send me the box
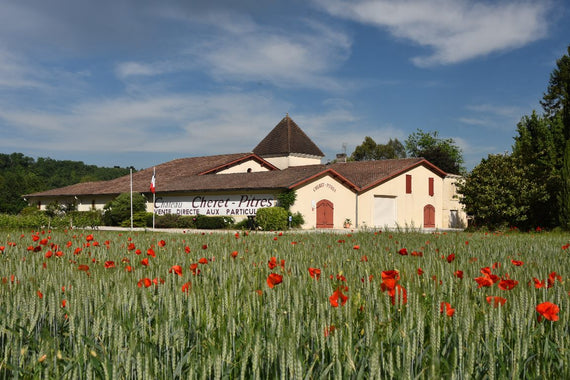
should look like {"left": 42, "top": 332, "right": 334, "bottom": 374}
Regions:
{"left": 424, "top": 204, "right": 435, "bottom": 228}
{"left": 316, "top": 200, "right": 334, "bottom": 228}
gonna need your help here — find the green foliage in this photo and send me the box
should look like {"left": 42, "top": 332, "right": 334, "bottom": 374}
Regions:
{"left": 405, "top": 129, "right": 464, "bottom": 174}
{"left": 193, "top": 215, "right": 233, "bottom": 229}
{"left": 0, "top": 152, "right": 132, "bottom": 214}
{"left": 276, "top": 190, "right": 297, "bottom": 211}
{"left": 541, "top": 45, "right": 570, "bottom": 136}
{"left": 103, "top": 192, "right": 147, "bottom": 226}
{"left": 289, "top": 211, "right": 305, "bottom": 228}
{"left": 351, "top": 136, "right": 406, "bottom": 161}
{"left": 256, "top": 207, "right": 288, "bottom": 230}
{"left": 457, "top": 154, "right": 537, "bottom": 229}
{"left": 558, "top": 141, "right": 570, "bottom": 229}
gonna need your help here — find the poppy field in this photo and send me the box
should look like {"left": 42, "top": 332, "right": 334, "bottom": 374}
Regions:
{"left": 0, "top": 228, "right": 569, "bottom": 379}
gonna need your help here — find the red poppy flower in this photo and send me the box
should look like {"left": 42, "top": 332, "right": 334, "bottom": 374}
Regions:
{"left": 454, "top": 270, "right": 464, "bottom": 279}
{"left": 181, "top": 282, "right": 191, "bottom": 293}
{"left": 185, "top": 246, "right": 191, "bottom": 254}
{"left": 486, "top": 296, "right": 507, "bottom": 307}
{"left": 353, "top": 245, "right": 360, "bottom": 250}
{"left": 440, "top": 302, "right": 455, "bottom": 317}
{"left": 511, "top": 259, "right": 524, "bottom": 266}
{"left": 86, "top": 234, "right": 94, "bottom": 241}
{"left": 198, "top": 257, "right": 208, "bottom": 264}
{"left": 137, "top": 278, "right": 152, "bottom": 288}
{"left": 536, "top": 302, "right": 559, "bottom": 322}
{"left": 135, "top": 249, "right": 142, "bottom": 255}
{"left": 37, "top": 290, "right": 43, "bottom": 299}
{"left": 61, "top": 300, "right": 67, "bottom": 308}
{"left": 78, "top": 265, "right": 89, "bottom": 272}
{"left": 127, "top": 243, "right": 136, "bottom": 251}
{"left": 417, "top": 268, "right": 424, "bottom": 276}
{"left": 498, "top": 278, "right": 518, "bottom": 291}
{"left": 308, "top": 267, "right": 321, "bottom": 280}
{"left": 360, "top": 255, "right": 368, "bottom": 262}
{"left": 548, "top": 272, "right": 562, "bottom": 288}
{"left": 190, "top": 263, "right": 200, "bottom": 275}
{"left": 411, "top": 250, "right": 423, "bottom": 257}
{"left": 324, "top": 325, "right": 336, "bottom": 337}
{"left": 267, "top": 273, "right": 283, "bottom": 288}
{"left": 152, "top": 277, "right": 164, "bottom": 285}
{"left": 104, "top": 261, "right": 115, "bottom": 269}
{"left": 158, "top": 240, "right": 166, "bottom": 247}
{"left": 381, "top": 270, "right": 400, "bottom": 281}
{"left": 532, "top": 278, "right": 546, "bottom": 288}
{"left": 169, "top": 265, "right": 183, "bottom": 276}
{"left": 398, "top": 248, "right": 408, "bottom": 255}
{"left": 474, "top": 275, "right": 494, "bottom": 288}
{"left": 268, "top": 256, "right": 277, "bottom": 269}
{"left": 45, "top": 250, "right": 53, "bottom": 259}
{"left": 231, "top": 251, "right": 238, "bottom": 258}
{"left": 55, "top": 250, "right": 64, "bottom": 257}
{"left": 329, "top": 287, "right": 348, "bottom": 307}
{"left": 125, "top": 265, "right": 133, "bottom": 272}
{"left": 201, "top": 244, "right": 208, "bottom": 250}
{"left": 381, "top": 278, "right": 397, "bottom": 292}
{"left": 74, "top": 247, "right": 82, "bottom": 255}
{"left": 446, "top": 253, "right": 455, "bottom": 263}
{"left": 32, "top": 235, "right": 40, "bottom": 242}
{"left": 141, "top": 258, "right": 149, "bottom": 266}
{"left": 147, "top": 248, "right": 156, "bottom": 258}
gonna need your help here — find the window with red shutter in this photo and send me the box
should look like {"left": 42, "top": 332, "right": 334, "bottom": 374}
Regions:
{"left": 406, "top": 175, "right": 412, "bottom": 194}
{"left": 429, "top": 177, "right": 434, "bottom": 196}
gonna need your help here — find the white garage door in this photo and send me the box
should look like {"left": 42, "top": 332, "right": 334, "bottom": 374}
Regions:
{"left": 373, "top": 196, "right": 396, "bottom": 228}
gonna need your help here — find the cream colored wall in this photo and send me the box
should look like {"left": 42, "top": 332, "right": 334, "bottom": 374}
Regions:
{"left": 264, "top": 155, "right": 322, "bottom": 169}
{"left": 291, "top": 175, "right": 356, "bottom": 229}
{"left": 217, "top": 159, "right": 271, "bottom": 174}
{"left": 442, "top": 175, "right": 468, "bottom": 228}
{"left": 357, "top": 166, "right": 444, "bottom": 229}
{"left": 33, "top": 196, "right": 113, "bottom": 212}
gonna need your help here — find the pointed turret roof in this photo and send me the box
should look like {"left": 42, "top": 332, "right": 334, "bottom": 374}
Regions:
{"left": 253, "top": 115, "right": 324, "bottom": 158}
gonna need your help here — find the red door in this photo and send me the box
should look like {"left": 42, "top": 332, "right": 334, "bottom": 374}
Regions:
{"left": 316, "top": 200, "right": 334, "bottom": 228}
{"left": 423, "top": 204, "right": 435, "bottom": 228}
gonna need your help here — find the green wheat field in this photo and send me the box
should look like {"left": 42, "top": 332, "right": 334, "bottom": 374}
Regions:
{"left": 0, "top": 228, "right": 568, "bottom": 379}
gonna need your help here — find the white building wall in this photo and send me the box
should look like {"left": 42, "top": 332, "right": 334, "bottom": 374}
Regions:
{"left": 292, "top": 175, "right": 356, "bottom": 229}
{"left": 357, "top": 166, "right": 444, "bottom": 229}
{"left": 217, "top": 160, "right": 271, "bottom": 174}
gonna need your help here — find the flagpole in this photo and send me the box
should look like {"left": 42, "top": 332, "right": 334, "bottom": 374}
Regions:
{"left": 130, "top": 168, "right": 133, "bottom": 231}
{"left": 152, "top": 167, "right": 156, "bottom": 230}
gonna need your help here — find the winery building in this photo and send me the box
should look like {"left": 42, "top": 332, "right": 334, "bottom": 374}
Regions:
{"left": 26, "top": 115, "right": 467, "bottom": 230}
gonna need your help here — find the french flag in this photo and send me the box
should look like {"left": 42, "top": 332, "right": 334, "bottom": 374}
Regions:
{"left": 150, "top": 173, "right": 156, "bottom": 194}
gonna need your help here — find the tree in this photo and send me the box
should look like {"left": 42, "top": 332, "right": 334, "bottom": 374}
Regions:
{"left": 511, "top": 111, "right": 561, "bottom": 227}
{"left": 541, "top": 45, "right": 570, "bottom": 136}
{"left": 405, "top": 129, "right": 464, "bottom": 174}
{"left": 103, "top": 192, "right": 147, "bottom": 226}
{"left": 351, "top": 137, "right": 406, "bottom": 161}
{"left": 559, "top": 141, "right": 570, "bottom": 229}
{"left": 457, "top": 154, "right": 535, "bottom": 229}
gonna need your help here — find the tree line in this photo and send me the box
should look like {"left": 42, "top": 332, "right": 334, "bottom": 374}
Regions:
{"left": 0, "top": 153, "right": 132, "bottom": 214}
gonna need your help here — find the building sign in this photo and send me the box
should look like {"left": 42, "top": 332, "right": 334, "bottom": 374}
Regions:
{"left": 154, "top": 194, "right": 276, "bottom": 216}
{"left": 312, "top": 182, "right": 337, "bottom": 192}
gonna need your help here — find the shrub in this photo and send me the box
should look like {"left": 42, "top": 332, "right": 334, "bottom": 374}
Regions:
{"left": 256, "top": 207, "right": 288, "bottom": 231}
{"left": 289, "top": 211, "right": 305, "bottom": 228}
{"left": 103, "top": 192, "right": 147, "bottom": 226}
{"left": 194, "top": 215, "right": 233, "bottom": 229}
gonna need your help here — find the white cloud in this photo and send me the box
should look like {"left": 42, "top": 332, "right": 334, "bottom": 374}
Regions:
{"left": 314, "top": 0, "right": 551, "bottom": 66}
{"left": 185, "top": 16, "right": 352, "bottom": 90}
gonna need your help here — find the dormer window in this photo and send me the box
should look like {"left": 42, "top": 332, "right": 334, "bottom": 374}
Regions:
{"left": 247, "top": 168, "right": 252, "bottom": 173}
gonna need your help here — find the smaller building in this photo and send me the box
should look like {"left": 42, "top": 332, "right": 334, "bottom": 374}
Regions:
{"left": 26, "top": 115, "right": 467, "bottom": 230}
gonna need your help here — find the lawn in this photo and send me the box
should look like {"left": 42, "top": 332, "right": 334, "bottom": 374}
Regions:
{"left": 0, "top": 228, "right": 568, "bottom": 378}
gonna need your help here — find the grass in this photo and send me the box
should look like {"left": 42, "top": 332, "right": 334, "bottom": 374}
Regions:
{"left": 0, "top": 228, "right": 568, "bottom": 379}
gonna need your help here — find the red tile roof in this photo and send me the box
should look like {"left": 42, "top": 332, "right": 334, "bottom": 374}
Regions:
{"left": 253, "top": 115, "right": 324, "bottom": 158}
{"left": 26, "top": 155, "right": 446, "bottom": 198}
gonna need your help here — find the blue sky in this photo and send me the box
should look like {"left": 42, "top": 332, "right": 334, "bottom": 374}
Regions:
{"left": 0, "top": 0, "right": 568, "bottom": 171}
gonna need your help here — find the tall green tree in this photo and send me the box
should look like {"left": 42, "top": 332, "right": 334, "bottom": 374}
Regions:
{"left": 405, "top": 129, "right": 464, "bottom": 174}
{"left": 541, "top": 46, "right": 570, "bottom": 228}
{"left": 457, "top": 154, "right": 535, "bottom": 229}
{"left": 511, "top": 111, "right": 561, "bottom": 227}
{"left": 351, "top": 137, "right": 406, "bottom": 161}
